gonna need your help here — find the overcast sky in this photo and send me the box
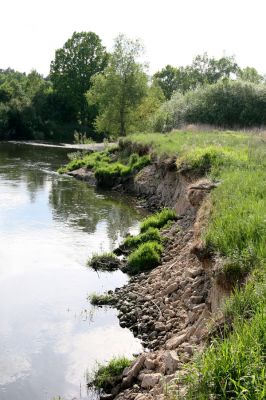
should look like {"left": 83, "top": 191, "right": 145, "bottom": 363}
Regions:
{"left": 1, "top": 0, "right": 265, "bottom": 76}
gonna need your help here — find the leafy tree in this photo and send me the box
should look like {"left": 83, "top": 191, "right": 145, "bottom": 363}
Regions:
{"left": 154, "top": 54, "right": 240, "bottom": 99}
{"left": 237, "top": 66, "right": 264, "bottom": 84}
{"left": 50, "top": 31, "right": 108, "bottom": 130}
{"left": 87, "top": 34, "right": 148, "bottom": 136}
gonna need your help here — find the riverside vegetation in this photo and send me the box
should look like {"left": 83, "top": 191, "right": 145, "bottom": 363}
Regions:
{"left": 62, "top": 129, "right": 266, "bottom": 399}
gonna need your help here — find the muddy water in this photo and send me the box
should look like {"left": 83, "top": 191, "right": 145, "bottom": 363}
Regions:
{"left": 0, "top": 143, "right": 143, "bottom": 400}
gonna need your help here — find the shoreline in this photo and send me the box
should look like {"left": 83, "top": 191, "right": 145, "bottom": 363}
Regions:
{"left": 66, "top": 158, "right": 222, "bottom": 399}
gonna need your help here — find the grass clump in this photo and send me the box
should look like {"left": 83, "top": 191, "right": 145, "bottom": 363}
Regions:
{"left": 57, "top": 151, "right": 110, "bottom": 174}
{"left": 88, "top": 292, "right": 115, "bottom": 306}
{"left": 140, "top": 208, "right": 177, "bottom": 233}
{"left": 90, "top": 357, "right": 131, "bottom": 392}
{"left": 87, "top": 253, "right": 120, "bottom": 272}
{"left": 122, "top": 227, "right": 161, "bottom": 250}
{"left": 127, "top": 241, "right": 163, "bottom": 274}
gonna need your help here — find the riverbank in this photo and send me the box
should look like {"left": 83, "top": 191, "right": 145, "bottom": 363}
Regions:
{"left": 60, "top": 130, "right": 266, "bottom": 399}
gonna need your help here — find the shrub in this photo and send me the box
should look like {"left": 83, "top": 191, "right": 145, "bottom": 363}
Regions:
{"left": 150, "top": 80, "right": 266, "bottom": 132}
{"left": 127, "top": 241, "right": 163, "bottom": 274}
{"left": 87, "top": 253, "right": 120, "bottom": 272}
{"left": 90, "top": 357, "right": 131, "bottom": 392}
{"left": 140, "top": 208, "right": 177, "bottom": 232}
{"left": 122, "top": 227, "right": 161, "bottom": 250}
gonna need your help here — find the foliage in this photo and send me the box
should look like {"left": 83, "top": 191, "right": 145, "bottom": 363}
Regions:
{"left": 153, "top": 53, "right": 239, "bottom": 99}
{"left": 50, "top": 31, "right": 108, "bottom": 130}
{"left": 127, "top": 241, "right": 163, "bottom": 274}
{"left": 88, "top": 292, "right": 115, "bottom": 306}
{"left": 150, "top": 80, "right": 266, "bottom": 132}
{"left": 90, "top": 357, "right": 131, "bottom": 392}
{"left": 122, "top": 227, "right": 161, "bottom": 250}
{"left": 237, "top": 66, "right": 264, "bottom": 84}
{"left": 140, "top": 208, "right": 177, "bottom": 232}
{"left": 87, "top": 252, "right": 120, "bottom": 271}
{"left": 87, "top": 34, "right": 148, "bottom": 136}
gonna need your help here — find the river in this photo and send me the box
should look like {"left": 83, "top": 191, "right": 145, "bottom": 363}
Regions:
{"left": 0, "top": 143, "right": 143, "bottom": 400}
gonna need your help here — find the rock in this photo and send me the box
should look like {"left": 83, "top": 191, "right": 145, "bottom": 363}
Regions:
{"left": 166, "top": 333, "right": 187, "bottom": 349}
{"left": 163, "top": 282, "right": 179, "bottom": 296}
{"left": 141, "top": 373, "right": 162, "bottom": 389}
{"left": 190, "top": 295, "right": 204, "bottom": 304}
{"left": 155, "top": 322, "right": 165, "bottom": 331}
{"left": 121, "top": 354, "right": 146, "bottom": 389}
{"left": 160, "top": 350, "right": 180, "bottom": 374}
{"left": 144, "top": 358, "right": 156, "bottom": 370}
{"left": 100, "top": 394, "right": 114, "bottom": 400}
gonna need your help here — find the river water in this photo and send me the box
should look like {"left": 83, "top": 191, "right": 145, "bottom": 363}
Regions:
{"left": 0, "top": 143, "right": 143, "bottom": 400}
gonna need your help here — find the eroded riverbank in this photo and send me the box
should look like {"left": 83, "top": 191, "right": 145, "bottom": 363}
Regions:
{"left": 63, "top": 148, "right": 222, "bottom": 399}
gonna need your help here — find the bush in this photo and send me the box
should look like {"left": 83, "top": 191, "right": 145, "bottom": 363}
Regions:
{"left": 122, "top": 227, "right": 161, "bottom": 250}
{"left": 90, "top": 357, "right": 131, "bottom": 392}
{"left": 150, "top": 80, "right": 266, "bottom": 132}
{"left": 140, "top": 208, "right": 177, "bottom": 232}
{"left": 87, "top": 253, "right": 120, "bottom": 272}
{"left": 127, "top": 241, "right": 163, "bottom": 274}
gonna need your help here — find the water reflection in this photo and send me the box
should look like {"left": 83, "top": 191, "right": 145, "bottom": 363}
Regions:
{"left": 0, "top": 143, "right": 143, "bottom": 400}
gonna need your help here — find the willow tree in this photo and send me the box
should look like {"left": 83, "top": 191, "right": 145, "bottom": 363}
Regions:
{"left": 87, "top": 34, "right": 148, "bottom": 136}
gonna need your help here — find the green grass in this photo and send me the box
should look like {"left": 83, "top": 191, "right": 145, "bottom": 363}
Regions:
{"left": 140, "top": 208, "right": 177, "bottom": 232}
{"left": 90, "top": 357, "right": 131, "bottom": 392}
{"left": 57, "top": 151, "right": 111, "bottom": 174}
{"left": 204, "top": 169, "right": 266, "bottom": 278}
{"left": 122, "top": 227, "right": 161, "bottom": 250}
{"left": 87, "top": 253, "right": 120, "bottom": 272}
{"left": 125, "top": 130, "right": 251, "bottom": 157}
{"left": 185, "top": 305, "right": 266, "bottom": 400}
{"left": 127, "top": 241, "right": 163, "bottom": 274}
{"left": 88, "top": 292, "right": 115, "bottom": 306}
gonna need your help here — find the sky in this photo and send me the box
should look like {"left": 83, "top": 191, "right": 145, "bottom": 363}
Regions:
{"left": 1, "top": 0, "right": 266, "bottom": 77}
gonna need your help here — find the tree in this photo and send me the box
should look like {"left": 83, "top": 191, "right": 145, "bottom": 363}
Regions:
{"left": 154, "top": 54, "right": 240, "bottom": 99}
{"left": 87, "top": 34, "right": 148, "bottom": 136}
{"left": 237, "top": 66, "right": 264, "bottom": 84}
{"left": 50, "top": 31, "right": 108, "bottom": 130}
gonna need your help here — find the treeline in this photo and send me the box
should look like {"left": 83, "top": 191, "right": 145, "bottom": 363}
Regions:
{"left": 1, "top": 31, "right": 265, "bottom": 142}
